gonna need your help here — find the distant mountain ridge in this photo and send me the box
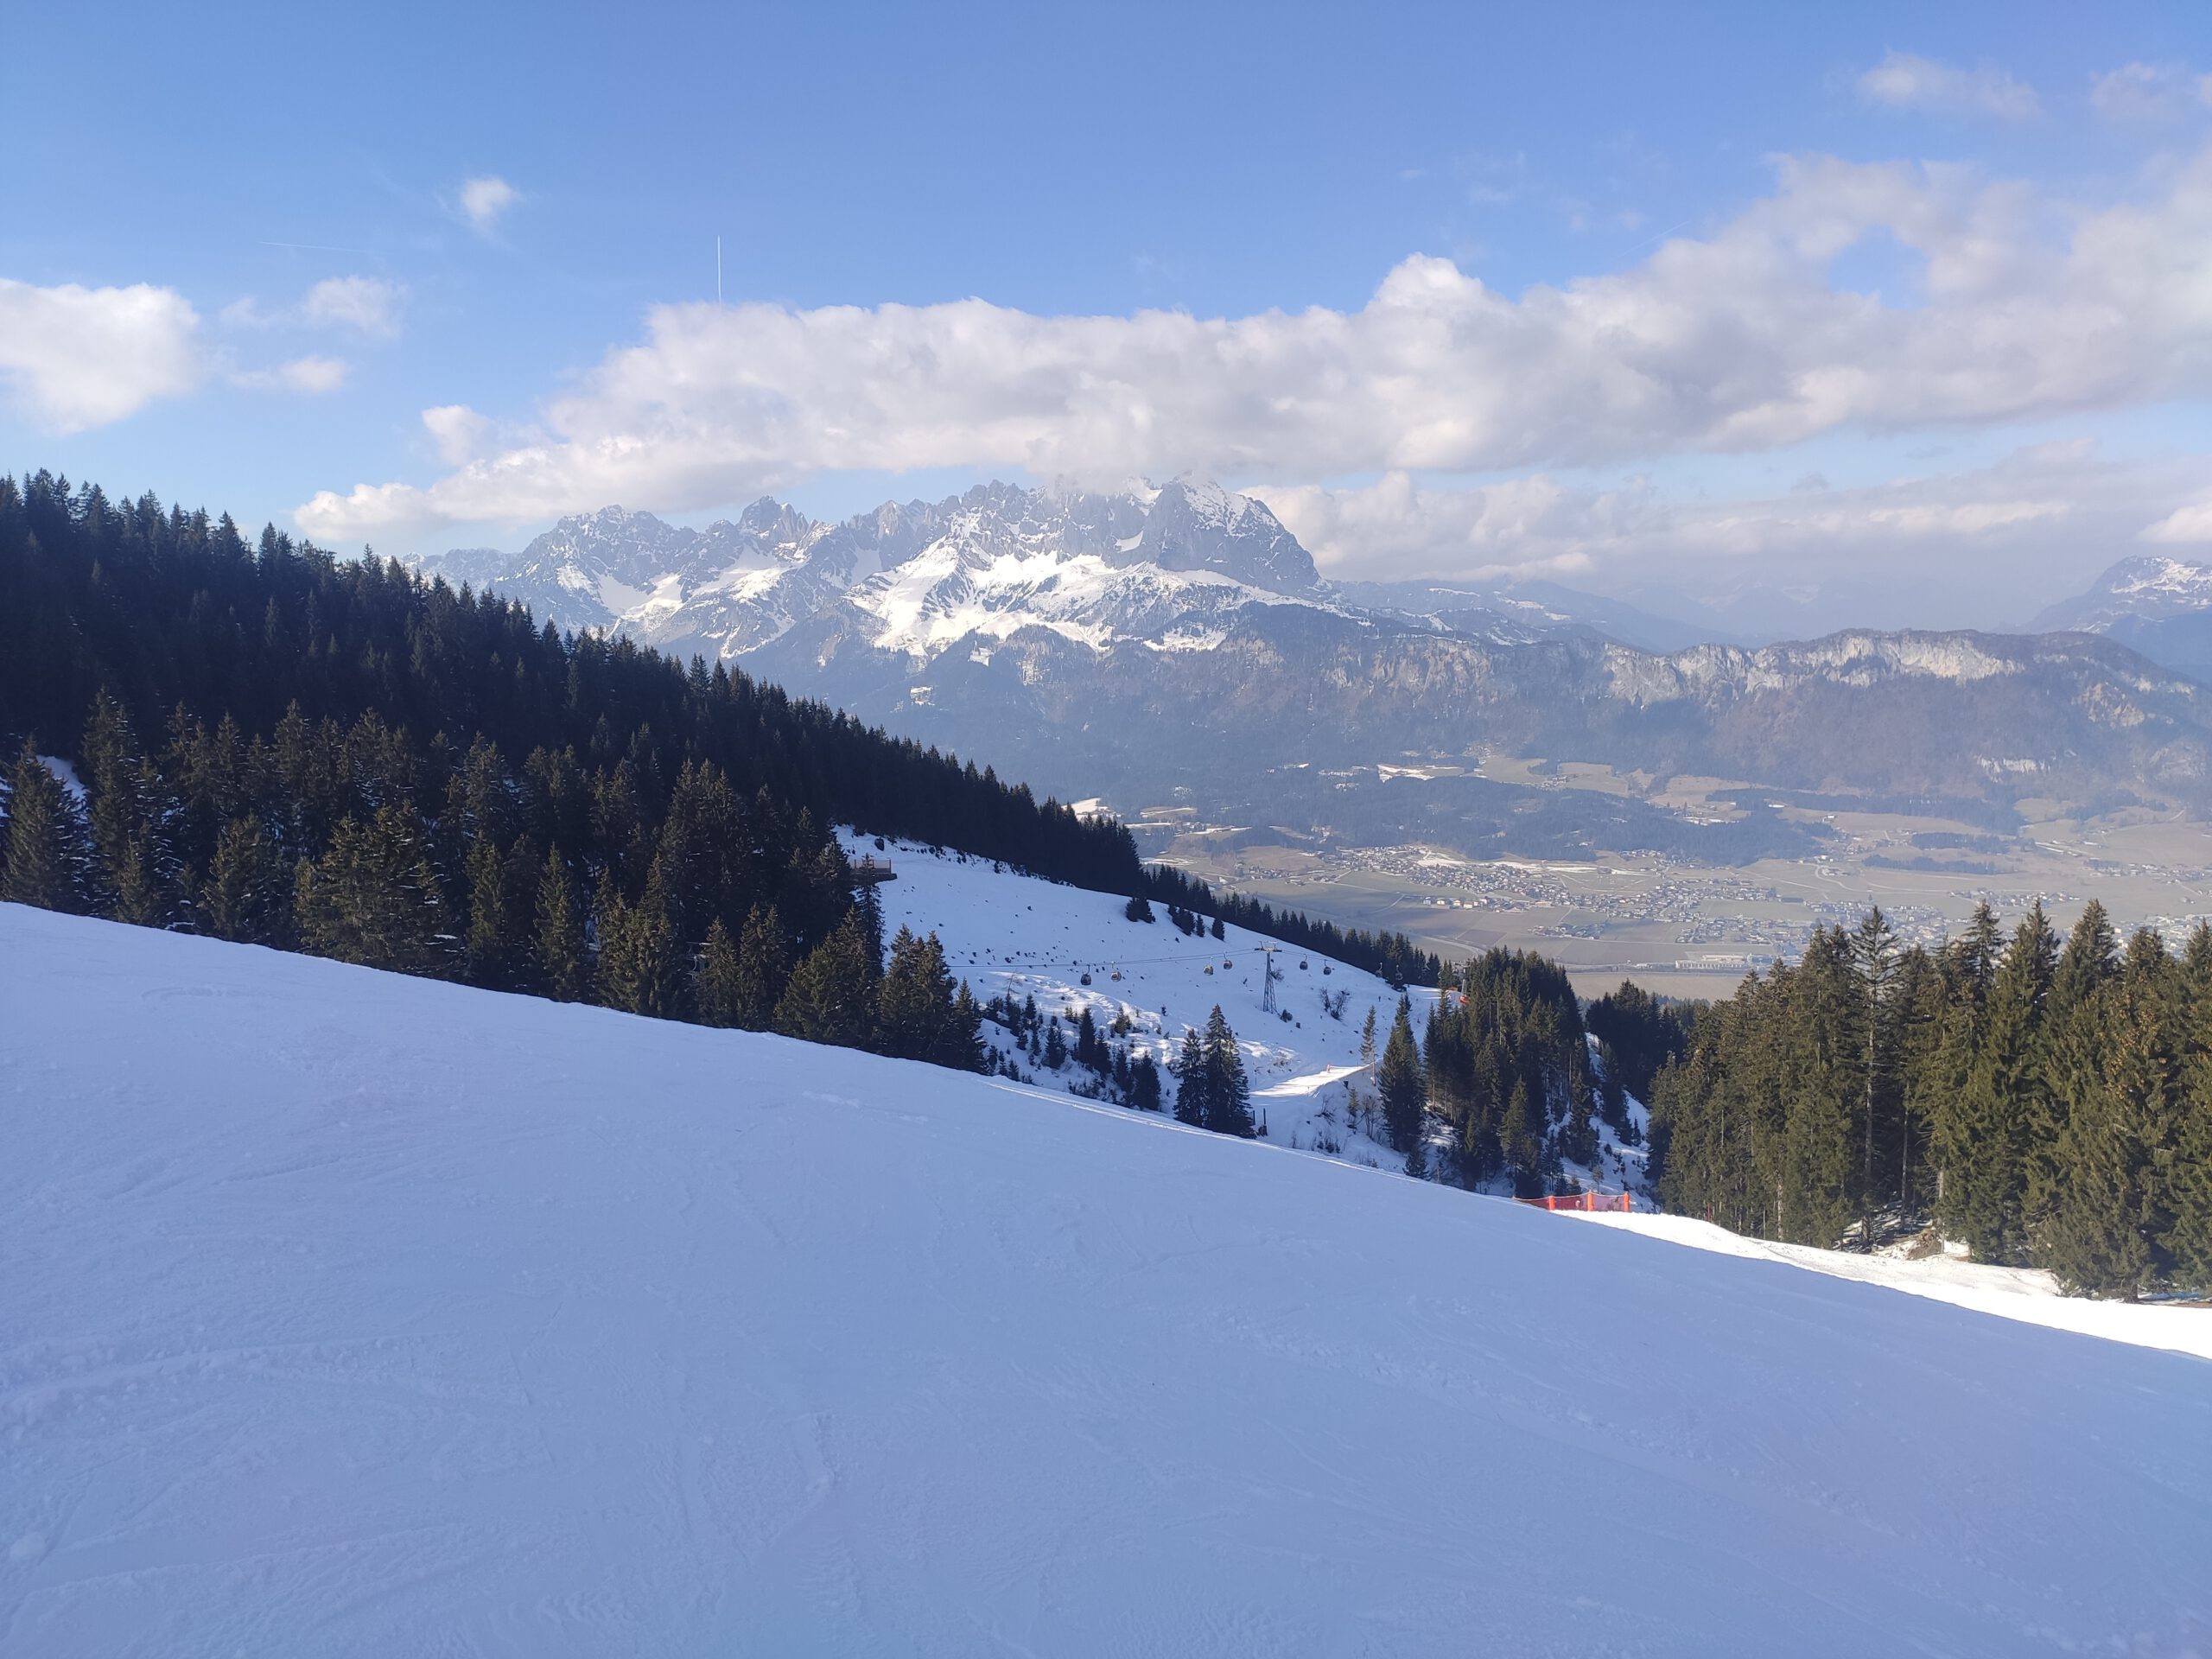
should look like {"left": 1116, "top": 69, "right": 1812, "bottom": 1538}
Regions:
{"left": 2030, "top": 555, "right": 2212, "bottom": 684}
{"left": 412, "top": 482, "right": 2212, "bottom": 836}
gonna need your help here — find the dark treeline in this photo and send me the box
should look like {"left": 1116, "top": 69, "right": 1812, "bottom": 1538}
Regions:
{"left": 0, "top": 472, "right": 1137, "bottom": 889}
{"left": 1649, "top": 904, "right": 2212, "bottom": 1297}
{"left": 1142, "top": 862, "right": 1438, "bottom": 988}
{"left": 0, "top": 472, "right": 1433, "bottom": 985}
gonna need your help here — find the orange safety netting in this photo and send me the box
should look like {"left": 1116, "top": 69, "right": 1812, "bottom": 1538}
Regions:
{"left": 1517, "top": 1191, "right": 1633, "bottom": 1213}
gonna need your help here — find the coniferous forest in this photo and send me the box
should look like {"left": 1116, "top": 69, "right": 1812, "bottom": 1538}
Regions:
{"left": 0, "top": 473, "right": 1435, "bottom": 1076}
{"left": 1648, "top": 904, "right": 2212, "bottom": 1297}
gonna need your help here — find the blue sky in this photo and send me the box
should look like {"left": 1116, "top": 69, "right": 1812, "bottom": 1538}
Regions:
{"left": 6, "top": 0, "right": 2211, "bottom": 630}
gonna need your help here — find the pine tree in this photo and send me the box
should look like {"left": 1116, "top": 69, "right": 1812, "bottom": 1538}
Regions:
{"left": 1042, "top": 1017, "right": 1068, "bottom": 1070}
{"left": 694, "top": 918, "right": 744, "bottom": 1027}
{"left": 1377, "top": 998, "right": 1427, "bottom": 1160}
{"left": 946, "top": 982, "right": 988, "bottom": 1073}
{"left": 774, "top": 911, "right": 876, "bottom": 1048}
{"left": 2045, "top": 949, "right": 2174, "bottom": 1297}
{"left": 2166, "top": 1051, "right": 2212, "bottom": 1293}
{"left": 462, "top": 831, "right": 519, "bottom": 988}
{"left": 2030, "top": 902, "right": 2122, "bottom": 1239}
{"left": 853, "top": 880, "right": 887, "bottom": 983}
{"left": 879, "top": 926, "right": 969, "bottom": 1065}
{"left": 1077, "top": 1007, "right": 1111, "bottom": 1075}
{"left": 731, "top": 905, "right": 788, "bottom": 1029}
{"left": 1129, "top": 1051, "right": 1164, "bottom": 1112}
{"left": 1124, "top": 893, "right": 1154, "bottom": 923}
{"left": 1201, "top": 1006, "right": 1254, "bottom": 1136}
{"left": 533, "top": 849, "right": 590, "bottom": 1002}
{"left": 80, "top": 690, "right": 163, "bottom": 920}
{"left": 2, "top": 743, "right": 90, "bottom": 912}
{"left": 1942, "top": 907, "right": 2056, "bottom": 1262}
{"left": 598, "top": 857, "right": 678, "bottom": 1017}
{"left": 1851, "top": 906, "right": 1898, "bottom": 1222}
{"left": 1173, "top": 1027, "right": 1207, "bottom": 1126}
{"left": 200, "top": 815, "right": 289, "bottom": 944}
{"left": 294, "top": 804, "right": 450, "bottom": 976}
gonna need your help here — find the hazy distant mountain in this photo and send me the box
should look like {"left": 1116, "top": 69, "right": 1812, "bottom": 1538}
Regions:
{"left": 2029, "top": 556, "right": 2212, "bottom": 683}
{"left": 414, "top": 482, "right": 2212, "bottom": 844}
{"left": 1332, "top": 577, "right": 1744, "bottom": 654}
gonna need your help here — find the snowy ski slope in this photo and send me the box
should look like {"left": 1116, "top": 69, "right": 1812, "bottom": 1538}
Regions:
{"left": 4, "top": 903, "right": 2210, "bottom": 1656}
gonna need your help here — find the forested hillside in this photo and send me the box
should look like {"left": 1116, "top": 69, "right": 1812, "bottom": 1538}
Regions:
{"left": 0, "top": 472, "right": 1428, "bottom": 1058}
{"left": 1650, "top": 904, "right": 2212, "bottom": 1296}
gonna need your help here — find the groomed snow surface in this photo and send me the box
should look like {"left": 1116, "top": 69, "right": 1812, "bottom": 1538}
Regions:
{"left": 4, "top": 904, "right": 2210, "bottom": 1657}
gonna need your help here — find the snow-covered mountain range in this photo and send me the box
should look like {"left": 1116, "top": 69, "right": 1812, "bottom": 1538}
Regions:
{"left": 418, "top": 480, "right": 1361, "bottom": 664}
{"left": 409, "top": 478, "right": 1659, "bottom": 671}
{"left": 414, "top": 482, "right": 2212, "bottom": 828}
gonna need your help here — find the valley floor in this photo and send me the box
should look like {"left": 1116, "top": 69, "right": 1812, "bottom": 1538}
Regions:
{"left": 3, "top": 905, "right": 2209, "bottom": 1656}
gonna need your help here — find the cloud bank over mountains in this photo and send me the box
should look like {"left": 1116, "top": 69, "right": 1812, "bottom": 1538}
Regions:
{"left": 293, "top": 143, "right": 2212, "bottom": 601}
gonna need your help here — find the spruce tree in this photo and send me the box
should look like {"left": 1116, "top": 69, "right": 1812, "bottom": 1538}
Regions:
{"left": 293, "top": 804, "right": 449, "bottom": 976}
{"left": 2165, "top": 1052, "right": 2212, "bottom": 1293}
{"left": 774, "top": 911, "right": 876, "bottom": 1048}
{"left": 1129, "top": 1051, "right": 1164, "bottom": 1112}
{"left": 80, "top": 691, "right": 158, "bottom": 919}
{"left": 2045, "top": 951, "right": 2173, "bottom": 1297}
{"left": 1942, "top": 907, "right": 2056, "bottom": 1262}
{"left": 533, "top": 849, "right": 590, "bottom": 1002}
{"left": 1201, "top": 1005, "right": 1255, "bottom": 1136}
{"left": 598, "top": 858, "right": 678, "bottom": 1018}
{"left": 1377, "top": 998, "right": 1427, "bottom": 1160}
{"left": 200, "top": 815, "right": 289, "bottom": 944}
{"left": 2031, "top": 903, "right": 2122, "bottom": 1238}
{"left": 462, "top": 831, "right": 518, "bottom": 988}
{"left": 731, "top": 904, "right": 788, "bottom": 1029}
{"left": 879, "top": 926, "right": 968, "bottom": 1065}
{"left": 946, "top": 982, "right": 988, "bottom": 1072}
{"left": 2, "top": 743, "right": 90, "bottom": 912}
{"left": 1851, "top": 907, "right": 1898, "bottom": 1221}
{"left": 694, "top": 918, "right": 744, "bottom": 1027}
{"left": 1173, "top": 1027, "right": 1207, "bottom": 1126}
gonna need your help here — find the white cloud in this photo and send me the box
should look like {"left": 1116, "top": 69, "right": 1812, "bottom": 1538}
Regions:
{"left": 422, "top": 404, "right": 489, "bottom": 465}
{"left": 2090, "top": 61, "right": 2205, "bottom": 124}
{"left": 459, "top": 176, "right": 518, "bottom": 232}
{"left": 1859, "top": 52, "right": 2040, "bottom": 121}
{"left": 234, "top": 356, "right": 349, "bottom": 395}
{"left": 1249, "top": 443, "right": 2209, "bottom": 630}
{"left": 299, "top": 276, "right": 404, "bottom": 337}
{"left": 0, "top": 277, "right": 201, "bottom": 433}
{"left": 297, "top": 144, "right": 2212, "bottom": 543}
{"left": 224, "top": 276, "right": 404, "bottom": 338}
{"left": 2141, "top": 499, "right": 2212, "bottom": 543}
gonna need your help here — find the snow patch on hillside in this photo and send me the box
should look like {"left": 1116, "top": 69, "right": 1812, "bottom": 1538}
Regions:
{"left": 845, "top": 832, "right": 1426, "bottom": 1166}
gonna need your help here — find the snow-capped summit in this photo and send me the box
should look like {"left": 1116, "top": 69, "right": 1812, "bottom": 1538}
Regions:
{"left": 2029, "top": 555, "right": 2212, "bottom": 683}
{"left": 410, "top": 479, "right": 1332, "bottom": 664}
